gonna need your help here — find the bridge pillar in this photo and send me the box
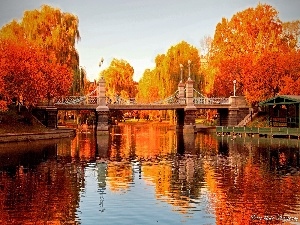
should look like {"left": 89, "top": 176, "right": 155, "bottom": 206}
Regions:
{"left": 96, "top": 77, "right": 110, "bottom": 132}
{"left": 45, "top": 107, "right": 58, "bottom": 129}
{"left": 176, "top": 109, "right": 185, "bottom": 129}
{"left": 218, "top": 96, "right": 249, "bottom": 126}
{"left": 184, "top": 77, "right": 197, "bottom": 133}
{"left": 178, "top": 80, "right": 185, "bottom": 100}
{"left": 97, "top": 77, "right": 106, "bottom": 105}
{"left": 185, "top": 77, "right": 194, "bottom": 108}
{"left": 229, "top": 96, "right": 249, "bottom": 126}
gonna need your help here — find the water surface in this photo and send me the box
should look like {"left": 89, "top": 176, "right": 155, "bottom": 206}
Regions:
{"left": 0, "top": 123, "right": 300, "bottom": 224}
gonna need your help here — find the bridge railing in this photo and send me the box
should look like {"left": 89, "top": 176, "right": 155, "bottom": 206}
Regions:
{"left": 55, "top": 96, "right": 98, "bottom": 105}
{"left": 152, "top": 91, "right": 186, "bottom": 105}
{"left": 54, "top": 88, "right": 229, "bottom": 106}
{"left": 152, "top": 97, "right": 186, "bottom": 105}
{"left": 193, "top": 97, "right": 229, "bottom": 104}
{"left": 193, "top": 89, "right": 229, "bottom": 104}
{"left": 87, "top": 96, "right": 97, "bottom": 104}
{"left": 107, "top": 96, "right": 131, "bottom": 105}
{"left": 55, "top": 87, "right": 99, "bottom": 105}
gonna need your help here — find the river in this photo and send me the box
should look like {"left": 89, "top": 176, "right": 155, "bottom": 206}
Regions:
{"left": 0, "top": 122, "right": 300, "bottom": 224}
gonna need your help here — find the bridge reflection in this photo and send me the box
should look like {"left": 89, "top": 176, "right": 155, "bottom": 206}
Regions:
{"left": 1, "top": 125, "right": 300, "bottom": 223}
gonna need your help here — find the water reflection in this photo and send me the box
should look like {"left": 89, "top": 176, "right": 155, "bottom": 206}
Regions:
{"left": 0, "top": 124, "right": 300, "bottom": 224}
{"left": 206, "top": 136, "right": 300, "bottom": 225}
{"left": 0, "top": 139, "right": 83, "bottom": 224}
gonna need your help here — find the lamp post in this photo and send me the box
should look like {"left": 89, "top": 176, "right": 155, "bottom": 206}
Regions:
{"left": 180, "top": 64, "right": 183, "bottom": 82}
{"left": 99, "top": 57, "right": 104, "bottom": 79}
{"left": 233, "top": 79, "right": 237, "bottom": 96}
{"left": 188, "top": 60, "right": 191, "bottom": 79}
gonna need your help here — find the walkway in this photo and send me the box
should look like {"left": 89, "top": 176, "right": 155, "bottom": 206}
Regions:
{"left": 216, "top": 126, "right": 300, "bottom": 139}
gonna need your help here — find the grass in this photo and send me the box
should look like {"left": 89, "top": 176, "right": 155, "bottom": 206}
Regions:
{"left": 0, "top": 108, "right": 50, "bottom": 134}
{"left": 247, "top": 112, "right": 269, "bottom": 127}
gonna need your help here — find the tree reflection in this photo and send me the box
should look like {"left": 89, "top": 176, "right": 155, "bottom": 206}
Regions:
{"left": 0, "top": 140, "right": 83, "bottom": 223}
{"left": 101, "top": 123, "right": 207, "bottom": 213}
{"left": 3, "top": 125, "right": 300, "bottom": 223}
{"left": 203, "top": 137, "right": 300, "bottom": 224}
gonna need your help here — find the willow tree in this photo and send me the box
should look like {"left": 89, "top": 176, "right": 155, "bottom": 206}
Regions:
{"left": 199, "top": 35, "right": 215, "bottom": 95}
{"left": 162, "top": 41, "right": 202, "bottom": 97}
{"left": 136, "top": 69, "right": 160, "bottom": 103}
{"left": 137, "top": 41, "right": 202, "bottom": 102}
{"left": 100, "top": 58, "right": 137, "bottom": 100}
{"left": 0, "top": 5, "right": 80, "bottom": 95}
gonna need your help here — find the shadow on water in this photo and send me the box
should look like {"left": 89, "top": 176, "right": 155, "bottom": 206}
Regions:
{"left": 0, "top": 139, "right": 60, "bottom": 175}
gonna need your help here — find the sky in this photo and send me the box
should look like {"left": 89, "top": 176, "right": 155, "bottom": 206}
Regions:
{"left": 0, "top": 0, "right": 300, "bottom": 82}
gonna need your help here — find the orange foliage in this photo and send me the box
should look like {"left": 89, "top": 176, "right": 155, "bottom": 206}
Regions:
{"left": 137, "top": 41, "right": 202, "bottom": 103}
{"left": 0, "top": 5, "right": 79, "bottom": 109}
{"left": 0, "top": 39, "right": 72, "bottom": 108}
{"left": 100, "top": 58, "right": 137, "bottom": 100}
{"left": 210, "top": 3, "right": 300, "bottom": 105}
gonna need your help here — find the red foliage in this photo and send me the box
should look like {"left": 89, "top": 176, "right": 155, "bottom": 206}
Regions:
{"left": 0, "top": 39, "right": 72, "bottom": 109}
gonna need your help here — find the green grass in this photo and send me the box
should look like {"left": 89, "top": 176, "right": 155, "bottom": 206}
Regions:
{"left": 247, "top": 113, "right": 270, "bottom": 127}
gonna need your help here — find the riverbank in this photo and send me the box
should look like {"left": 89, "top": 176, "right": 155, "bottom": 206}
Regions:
{"left": 0, "top": 109, "right": 76, "bottom": 143}
{"left": 0, "top": 128, "right": 76, "bottom": 143}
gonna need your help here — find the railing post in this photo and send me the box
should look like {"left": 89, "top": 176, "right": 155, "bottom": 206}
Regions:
{"left": 178, "top": 80, "right": 185, "bottom": 103}
{"left": 184, "top": 77, "right": 197, "bottom": 133}
{"left": 185, "top": 77, "right": 195, "bottom": 108}
{"left": 96, "top": 77, "right": 109, "bottom": 132}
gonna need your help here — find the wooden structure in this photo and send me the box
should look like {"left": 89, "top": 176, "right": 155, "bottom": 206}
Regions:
{"left": 259, "top": 95, "right": 300, "bottom": 128}
{"left": 216, "top": 126, "right": 300, "bottom": 139}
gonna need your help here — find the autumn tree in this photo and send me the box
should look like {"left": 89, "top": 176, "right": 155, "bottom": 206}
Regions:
{"left": 137, "top": 41, "right": 202, "bottom": 103}
{"left": 0, "top": 5, "right": 80, "bottom": 95}
{"left": 136, "top": 69, "right": 160, "bottom": 103}
{"left": 210, "top": 3, "right": 300, "bottom": 105}
{"left": 100, "top": 59, "right": 137, "bottom": 100}
{"left": 71, "top": 67, "right": 90, "bottom": 95}
{"left": 0, "top": 38, "right": 73, "bottom": 108}
{"left": 161, "top": 41, "right": 202, "bottom": 97}
{"left": 199, "top": 35, "right": 216, "bottom": 95}
{"left": 282, "top": 20, "right": 300, "bottom": 49}
{"left": 0, "top": 66, "right": 7, "bottom": 110}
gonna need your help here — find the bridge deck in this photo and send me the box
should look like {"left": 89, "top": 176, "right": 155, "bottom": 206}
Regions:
{"left": 52, "top": 103, "right": 232, "bottom": 110}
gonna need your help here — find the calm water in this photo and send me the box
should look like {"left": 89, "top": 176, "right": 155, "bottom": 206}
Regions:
{"left": 1, "top": 123, "right": 300, "bottom": 225}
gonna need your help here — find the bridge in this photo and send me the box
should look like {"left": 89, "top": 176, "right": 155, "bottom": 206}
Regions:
{"left": 36, "top": 77, "right": 250, "bottom": 132}
{"left": 54, "top": 89, "right": 230, "bottom": 110}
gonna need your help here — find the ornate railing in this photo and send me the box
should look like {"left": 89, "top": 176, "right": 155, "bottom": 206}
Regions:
{"left": 152, "top": 90, "right": 186, "bottom": 105}
{"left": 193, "top": 97, "right": 229, "bottom": 104}
{"left": 55, "top": 88, "right": 98, "bottom": 105}
{"left": 107, "top": 96, "right": 132, "bottom": 105}
{"left": 193, "top": 89, "right": 229, "bottom": 104}
{"left": 54, "top": 88, "right": 229, "bottom": 106}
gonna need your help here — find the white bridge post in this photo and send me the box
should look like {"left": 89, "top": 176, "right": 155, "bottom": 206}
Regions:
{"left": 178, "top": 80, "right": 185, "bottom": 103}
{"left": 96, "top": 77, "right": 109, "bottom": 132}
{"left": 184, "top": 77, "right": 197, "bottom": 133}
